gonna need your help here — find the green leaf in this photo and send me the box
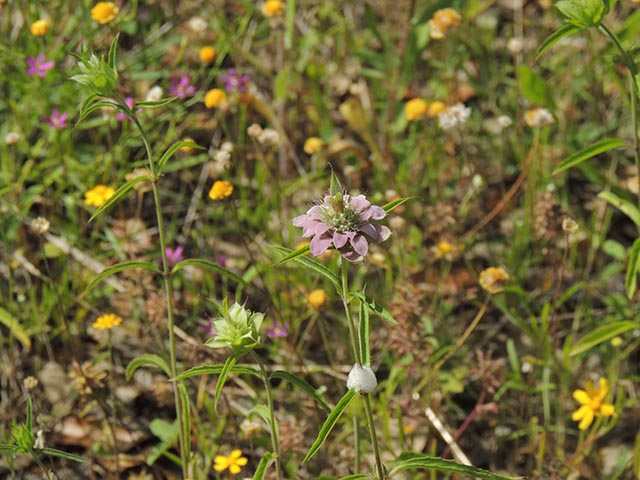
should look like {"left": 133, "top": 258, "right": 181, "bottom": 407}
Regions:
{"left": 382, "top": 196, "right": 414, "bottom": 214}
{"left": 350, "top": 291, "right": 397, "bottom": 325}
{"left": 157, "top": 140, "right": 204, "bottom": 171}
{"left": 76, "top": 99, "right": 120, "bottom": 125}
{"left": 269, "top": 370, "right": 331, "bottom": 412}
{"left": 536, "top": 24, "right": 581, "bottom": 58}
{"left": 272, "top": 246, "right": 341, "bottom": 291}
{"left": 303, "top": 388, "right": 357, "bottom": 463}
{"left": 82, "top": 261, "right": 161, "bottom": 297}
{"left": 598, "top": 190, "right": 640, "bottom": 227}
{"left": 569, "top": 320, "right": 639, "bottom": 356}
{"left": 329, "top": 169, "right": 344, "bottom": 196}
{"left": 338, "top": 476, "right": 370, "bottom": 480}
{"left": 553, "top": 138, "right": 626, "bottom": 175}
{"left": 147, "top": 419, "right": 179, "bottom": 466}
{"left": 0, "top": 307, "right": 31, "bottom": 350}
{"left": 517, "top": 65, "right": 553, "bottom": 108}
{"left": 390, "top": 453, "right": 521, "bottom": 479}
{"left": 135, "top": 97, "right": 176, "bottom": 109}
{"left": 556, "top": 0, "right": 606, "bottom": 28}
{"left": 358, "top": 300, "right": 371, "bottom": 366}
{"left": 88, "top": 175, "right": 152, "bottom": 222}
{"left": 249, "top": 404, "right": 279, "bottom": 445}
{"left": 626, "top": 238, "right": 640, "bottom": 298}
{"left": 173, "top": 364, "right": 261, "bottom": 381}
{"left": 272, "top": 244, "right": 310, "bottom": 264}
{"left": 107, "top": 34, "right": 119, "bottom": 72}
{"left": 170, "top": 259, "right": 249, "bottom": 287}
{"left": 126, "top": 354, "right": 171, "bottom": 380}
{"left": 253, "top": 452, "right": 274, "bottom": 480}
{"left": 39, "top": 448, "right": 87, "bottom": 463}
{"left": 215, "top": 354, "right": 240, "bottom": 412}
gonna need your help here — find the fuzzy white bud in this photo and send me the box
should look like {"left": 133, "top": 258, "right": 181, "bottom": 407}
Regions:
{"left": 346, "top": 364, "right": 377, "bottom": 393}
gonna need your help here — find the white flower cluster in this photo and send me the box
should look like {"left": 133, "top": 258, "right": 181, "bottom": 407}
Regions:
{"left": 438, "top": 103, "right": 471, "bottom": 130}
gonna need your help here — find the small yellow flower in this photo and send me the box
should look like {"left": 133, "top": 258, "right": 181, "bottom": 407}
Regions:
{"left": 571, "top": 377, "right": 616, "bottom": 431}
{"left": 209, "top": 180, "right": 233, "bottom": 200}
{"left": 262, "top": 0, "right": 285, "bottom": 17}
{"left": 30, "top": 19, "right": 50, "bottom": 36}
{"left": 405, "top": 98, "right": 428, "bottom": 121}
{"left": 435, "top": 240, "right": 454, "bottom": 257}
{"left": 213, "top": 449, "right": 248, "bottom": 475}
{"left": 428, "top": 8, "right": 462, "bottom": 39}
{"left": 180, "top": 137, "right": 197, "bottom": 153}
{"left": 84, "top": 184, "right": 116, "bottom": 207}
{"left": 204, "top": 88, "right": 227, "bottom": 109}
{"left": 91, "top": 2, "right": 119, "bottom": 24}
{"left": 478, "top": 267, "right": 509, "bottom": 294}
{"left": 303, "top": 136, "right": 323, "bottom": 155}
{"left": 307, "top": 289, "right": 328, "bottom": 309}
{"left": 199, "top": 46, "right": 217, "bottom": 63}
{"left": 92, "top": 313, "right": 123, "bottom": 330}
{"left": 427, "top": 100, "right": 447, "bottom": 118}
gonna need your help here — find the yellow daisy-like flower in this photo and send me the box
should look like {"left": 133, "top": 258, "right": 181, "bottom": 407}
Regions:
{"left": 213, "top": 449, "right": 248, "bottom": 475}
{"left": 435, "top": 240, "right": 454, "bottom": 257}
{"left": 405, "top": 98, "right": 428, "bottom": 121}
{"left": 204, "top": 88, "right": 227, "bottom": 109}
{"left": 92, "top": 313, "right": 123, "bottom": 330}
{"left": 30, "top": 19, "right": 50, "bottom": 36}
{"left": 307, "top": 289, "right": 328, "bottom": 310}
{"left": 84, "top": 184, "right": 116, "bottom": 207}
{"left": 303, "top": 136, "right": 324, "bottom": 155}
{"left": 427, "top": 100, "right": 447, "bottom": 118}
{"left": 199, "top": 46, "right": 217, "bottom": 63}
{"left": 428, "top": 8, "right": 462, "bottom": 39}
{"left": 478, "top": 266, "right": 509, "bottom": 294}
{"left": 571, "top": 377, "right": 616, "bottom": 431}
{"left": 262, "top": 0, "right": 285, "bottom": 17}
{"left": 91, "top": 2, "right": 119, "bottom": 24}
{"left": 208, "top": 180, "right": 233, "bottom": 200}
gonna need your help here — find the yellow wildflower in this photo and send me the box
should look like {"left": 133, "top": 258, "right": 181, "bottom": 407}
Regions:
{"left": 180, "top": 137, "right": 197, "bottom": 153}
{"left": 435, "top": 240, "right": 454, "bottom": 257}
{"left": 571, "top": 377, "right": 616, "bottom": 430}
{"left": 199, "top": 46, "right": 217, "bottom": 63}
{"left": 478, "top": 267, "right": 509, "bottom": 294}
{"left": 30, "top": 19, "right": 50, "bottom": 36}
{"left": 213, "top": 449, "right": 248, "bottom": 475}
{"left": 303, "top": 136, "right": 324, "bottom": 154}
{"left": 405, "top": 98, "right": 428, "bottom": 121}
{"left": 92, "top": 313, "right": 123, "bottom": 330}
{"left": 428, "top": 8, "right": 462, "bottom": 39}
{"left": 209, "top": 180, "right": 233, "bottom": 200}
{"left": 204, "top": 88, "right": 227, "bottom": 109}
{"left": 91, "top": 2, "right": 119, "bottom": 24}
{"left": 428, "top": 100, "right": 447, "bottom": 118}
{"left": 262, "top": 0, "right": 285, "bottom": 17}
{"left": 84, "top": 184, "right": 116, "bottom": 207}
{"left": 307, "top": 289, "right": 328, "bottom": 309}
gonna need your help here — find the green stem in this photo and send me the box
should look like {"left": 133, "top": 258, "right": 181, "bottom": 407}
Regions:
{"left": 340, "top": 259, "right": 361, "bottom": 365}
{"left": 250, "top": 350, "right": 282, "bottom": 480}
{"left": 363, "top": 394, "right": 385, "bottom": 480}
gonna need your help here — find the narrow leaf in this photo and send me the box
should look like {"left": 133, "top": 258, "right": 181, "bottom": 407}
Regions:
{"left": 215, "top": 354, "right": 240, "bottom": 412}
{"left": 272, "top": 246, "right": 341, "bottom": 290}
{"left": 39, "top": 448, "right": 87, "bottom": 463}
{"left": 303, "top": 388, "right": 357, "bottom": 463}
{"left": 626, "top": 238, "right": 640, "bottom": 298}
{"left": 598, "top": 190, "right": 640, "bottom": 227}
{"left": 82, "top": 261, "right": 161, "bottom": 297}
{"left": 382, "top": 197, "right": 413, "bottom": 213}
{"left": 158, "top": 140, "right": 205, "bottom": 171}
{"left": 253, "top": 452, "right": 274, "bottom": 480}
{"left": 88, "top": 175, "right": 152, "bottom": 222}
{"left": 171, "top": 259, "right": 249, "bottom": 287}
{"left": 358, "top": 300, "right": 371, "bottom": 366}
{"left": 135, "top": 97, "right": 176, "bottom": 109}
{"left": 77, "top": 100, "right": 120, "bottom": 125}
{"left": 0, "top": 307, "right": 31, "bottom": 350}
{"left": 248, "top": 404, "right": 279, "bottom": 445}
{"left": 390, "top": 453, "right": 521, "bottom": 479}
{"left": 569, "top": 320, "right": 639, "bottom": 356}
{"left": 126, "top": 354, "right": 171, "bottom": 380}
{"left": 273, "top": 244, "right": 311, "bottom": 265}
{"left": 107, "top": 34, "right": 119, "bottom": 71}
{"left": 269, "top": 370, "right": 331, "bottom": 412}
{"left": 350, "top": 291, "right": 397, "bottom": 324}
{"left": 173, "top": 364, "right": 260, "bottom": 381}
{"left": 553, "top": 139, "right": 626, "bottom": 175}
{"left": 536, "top": 24, "right": 580, "bottom": 58}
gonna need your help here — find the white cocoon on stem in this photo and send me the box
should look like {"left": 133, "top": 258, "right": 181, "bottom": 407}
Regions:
{"left": 346, "top": 363, "right": 377, "bottom": 393}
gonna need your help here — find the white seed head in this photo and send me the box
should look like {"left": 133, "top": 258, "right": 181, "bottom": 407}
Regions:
{"left": 346, "top": 363, "right": 377, "bottom": 393}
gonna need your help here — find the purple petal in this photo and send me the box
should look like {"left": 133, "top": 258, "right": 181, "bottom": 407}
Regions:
{"left": 358, "top": 223, "right": 378, "bottom": 241}
{"left": 340, "top": 248, "right": 363, "bottom": 262}
{"left": 41, "top": 60, "right": 55, "bottom": 70}
{"left": 292, "top": 214, "right": 309, "bottom": 227}
{"left": 314, "top": 222, "right": 330, "bottom": 236}
{"left": 367, "top": 205, "right": 386, "bottom": 220}
{"left": 333, "top": 231, "right": 349, "bottom": 248}
{"left": 310, "top": 235, "right": 332, "bottom": 256}
{"left": 349, "top": 195, "right": 371, "bottom": 211}
{"left": 350, "top": 234, "right": 369, "bottom": 257}
{"left": 375, "top": 225, "right": 391, "bottom": 242}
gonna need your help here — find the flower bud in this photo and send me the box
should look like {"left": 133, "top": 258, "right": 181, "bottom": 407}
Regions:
{"left": 346, "top": 364, "right": 377, "bottom": 393}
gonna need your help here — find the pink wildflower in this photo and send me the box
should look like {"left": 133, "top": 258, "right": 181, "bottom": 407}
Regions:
{"left": 168, "top": 75, "right": 196, "bottom": 99}
{"left": 117, "top": 97, "right": 141, "bottom": 121}
{"left": 26, "top": 54, "right": 55, "bottom": 77}
{"left": 43, "top": 109, "right": 69, "bottom": 129}
{"left": 219, "top": 68, "right": 249, "bottom": 93}
{"left": 165, "top": 245, "right": 184, "bottom": 267}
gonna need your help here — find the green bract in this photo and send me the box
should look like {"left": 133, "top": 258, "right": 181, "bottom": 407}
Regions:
{"left": 555, "top": 0, "right": 610, "bottom": 28}
{"left": 71, "top": 53, "right": 118, "bottom": 96}
{"left": 205, "top": 302, "right": 264, "bottom": 354}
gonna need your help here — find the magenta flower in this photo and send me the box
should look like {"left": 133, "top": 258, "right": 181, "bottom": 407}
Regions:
{"left": 117, "top": 97, "right": 141, "bottom": 121}
{"left": 167, "top": 75, "right": 196, "bottom": 99}
{"left": 43, "top": 109, "right": 69, "bottom": 129}
{"left": 219, "top": 68, "right": 249, "bottom": 93}
{"left": 293, "top": 192, "right": 391, "bottom": 262}
{"left": 266, "top": 321, "right": 289, "bottom": 339}
{"left": 165, "top": 245, "right": 184, "bottom": 267}
{"left": 26, "top": 54, "right": 55, "bottom": 77}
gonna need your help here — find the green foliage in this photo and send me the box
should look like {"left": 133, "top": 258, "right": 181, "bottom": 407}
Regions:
{"left": 555, "top": 0, "right": 610, "bottom": 28}
{"left": 389, "top": 453, "right": 522, "bottom": 479}
{"left": 552, "top": 138, "right": 626, "bottom": 175}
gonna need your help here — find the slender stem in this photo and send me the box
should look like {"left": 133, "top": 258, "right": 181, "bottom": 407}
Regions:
{"left": 340, "top": 259, "right": 361, "bottom": 365}
{"left": 250, "top": 350, "right": 282, "bottom": 479}
{"left": 363, "top": 394, "right": 385, "bottom": 480}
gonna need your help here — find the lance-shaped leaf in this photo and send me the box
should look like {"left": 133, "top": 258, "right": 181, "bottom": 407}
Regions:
{"left": 253, "top": 452, "right": 274, "bottom": 480}
{"left": 272, "top": 246, "right": 341, "bottom": 291}
{"left": 626, "top": 238, "right": 640, "bottom": 298}
{"left": 82, "top": 261, "right": 161, "bottom": 297}
{"left": 536, "top": 24, "right": 581, "bottom": 58}
{"left": 89, "top": 175, "right": 152, "bottom": 222}
{"left": 0, "top": 307, "right": 31, "bottom": 350}
{"left": 269, "top": 370, "right": 331, "bottom": 413}
{"left": 158, "top": 140, "right": 205, "bottom": 170}
{"left": 569, "top": 320, "right": 638, "bottom": 356}
{"left": 126, "top": 354, "right": 171, "bottom": 380}
{"left": 389, "top": 453, "right": 521, "bottom": 479}
{"left": 170, "top": 259, "right": 249, "bottom": 287}
{"left": 382, "top": 197, "right": 413, "bottom": 214}
{"left": 598, "top": 190, "right": 640, "bottom": 227}
{"left": 553, "top": 138, "right": 626, "bottom": 175}
{"left": 350, "top": 291, "right": 397, "bottom": 325}
{"left": 174, "top": 364, "right": 260, "bottom": 381}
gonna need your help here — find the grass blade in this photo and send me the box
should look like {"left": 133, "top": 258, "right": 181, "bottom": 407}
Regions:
{"left": 569, "top": 320, "right": 639, "bottom": 356}
{"left": 598, "top": 190, "right": 640, "bottom": 227}
{"left": 269, "top": 370, "right": 331, "bottom": 413}
{"left": 82, "top": 261, "right": 161, "bottom": 297}
{"left": 553, "top": 138, "right": 626, "bottom": 175}
{"left": 126, "top": 353, "right": 171, "bottom": 380}
{"left": 389, "top": 453, "right": 521, "bottom": 479}
{"left": 0, "top": 307, "right": 31, "bottom": 350}
{"left": 536, "top": 24, "right": 580, "bottom": 59}
{"left": 626, "top": 238, "right": 640, "bottom": 298}
{"left": 171, "top": 259, "right": 249, "bottom": 286}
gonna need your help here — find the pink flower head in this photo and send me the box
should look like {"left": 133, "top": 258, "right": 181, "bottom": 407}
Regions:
{"left": 219, "top": 68, "right": 249, "bottom": 93}
{"left": 117, "top": 97, "right": 141, "bottom": 121}
{"left": 168, "top": 75, "right": 196, "bottom": 99}
{"left": 293, "top": 192, "right": 391, "bottom": 262}
{"left": 165, "top": 245, "right": 184, "bottom": 267}
{"left": 266, "top": 321, "right": 289, "bottom": 339}
{"left": 26, "top": 54, "right": 55, "bottom": 77}
{"left": 43, "top": 109, "right": 69, "bottom": 129}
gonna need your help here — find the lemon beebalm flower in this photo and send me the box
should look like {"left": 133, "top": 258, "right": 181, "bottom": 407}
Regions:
{"left": 303, "top": 136, "right": 324, "bottom": 154}
{"left": 30, "top": 19, "right": 50, "bottom": 36}
{"left": 572, "top": 377, "right": 616, "bottom": 430}
{"left": 199, "top": 46, "right": 217, "bottom": 63}
{"left": 405, "top": 98, "right": 428, "bottom": 121}
{"left": 204, "top": 88, "right": 227, "bottom": 108}
{"left": 84, "top": 185, "right": 116, "bottom": 207}
{"left": 214, "top": 449, "right": 248, "bottom": 474}
{"left": 91, "top": 2, "right": 119, "bottom": 24}
{"left": 92, "top": 313, "right": 123, "bottom": 330}
{"left": 307, "top": 289, "right": 328, "bottom": 309}
{"left": 262, "top": 0, "right": 285, "bottom": 17}
{"left": 479, "top": 266, "right": 509, "bottom": 294}
{"left": 209, "top": 180, "right": 233, "bottom": 200}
